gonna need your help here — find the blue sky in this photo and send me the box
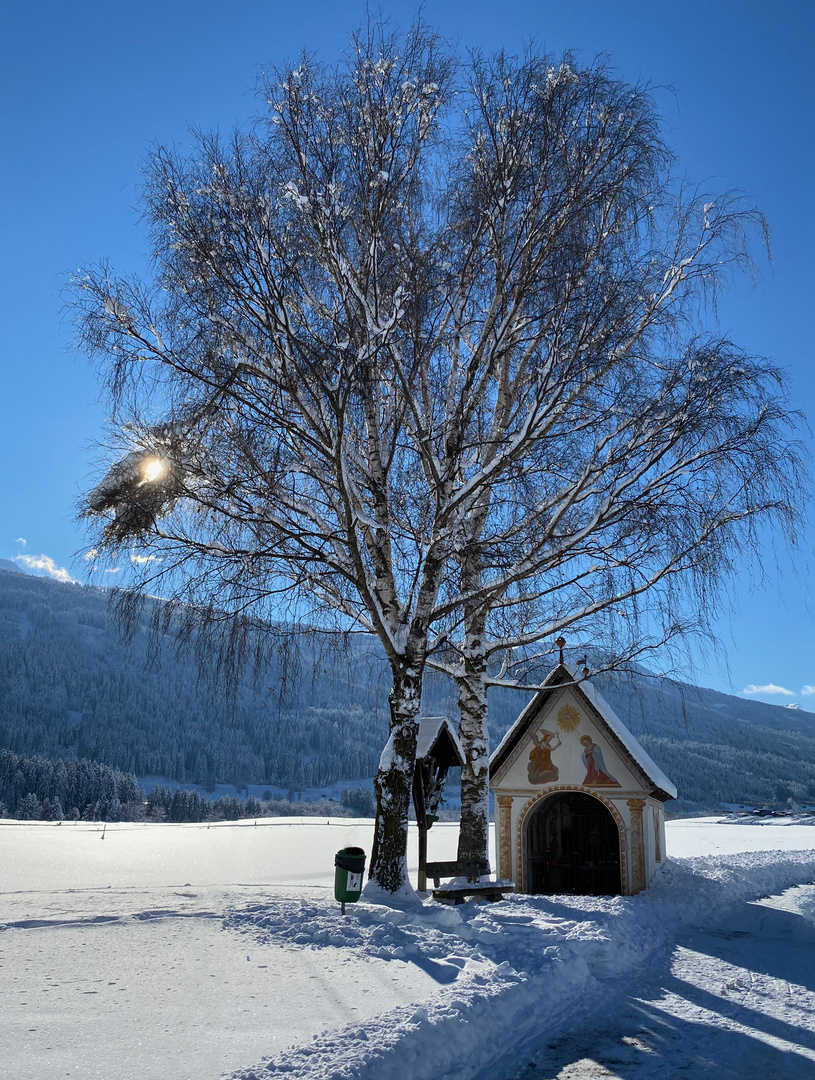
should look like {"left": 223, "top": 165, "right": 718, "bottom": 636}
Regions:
{"left": 1, "top": 0, "right": 813, "bottom": 703}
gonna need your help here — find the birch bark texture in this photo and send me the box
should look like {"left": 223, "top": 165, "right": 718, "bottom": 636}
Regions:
{"left": 72, "top": 21, "right": 804, "bottom": 891}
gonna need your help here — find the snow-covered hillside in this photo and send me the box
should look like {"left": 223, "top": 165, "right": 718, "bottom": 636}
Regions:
{"left": 3, "top": 817, "right": 815, "bottom": 1079}
{"left": 5, "top": 568, "right": 815, "bottom": 810}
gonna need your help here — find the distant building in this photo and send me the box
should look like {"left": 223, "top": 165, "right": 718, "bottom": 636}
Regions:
{"left": 490, "top": 663, "right": 676, "bottom": 895}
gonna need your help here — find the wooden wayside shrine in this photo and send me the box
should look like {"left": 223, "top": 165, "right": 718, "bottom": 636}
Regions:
{"left": 413, "top": 716, "right": 515, "bottom": 903}
{"left": 412, "top": 716, "right": 465, "bottom": 892}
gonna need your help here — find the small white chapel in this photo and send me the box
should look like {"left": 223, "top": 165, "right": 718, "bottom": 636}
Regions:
{"left": 490, "top": 661, "right": 676, "bottom": 896}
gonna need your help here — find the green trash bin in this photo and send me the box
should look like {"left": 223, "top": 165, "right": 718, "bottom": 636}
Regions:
{"left": 334, "top": 846, "right": 366, "bottom": 913}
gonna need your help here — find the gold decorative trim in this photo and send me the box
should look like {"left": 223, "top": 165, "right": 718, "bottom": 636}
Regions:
{"left": 626, "top": 798, "right": 646, "bottom": 893}
{"left": 515, "top": 786, "right": 628, "bottom": 896}
{"left": 556, "top": 704, "right": 581, "bottom": 732}
{"left": 653, "top": 805, "right": 662, "bottom": 864}
{"left": 495, "top": 795, "right": 514, "bottom": 880}
{"left": 494, "top": 787, "right": 644, "bottom": 798}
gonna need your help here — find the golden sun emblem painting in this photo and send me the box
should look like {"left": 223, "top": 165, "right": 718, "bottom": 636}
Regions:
{"left": 556, "top": 704, "right": 581, "bottom": 732}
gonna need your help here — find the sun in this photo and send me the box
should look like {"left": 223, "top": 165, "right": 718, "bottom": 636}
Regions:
{"left": 556, "top": 704, "right": 581, "bottom": 732}
{"left": 141, "top": 457, "right": 168, "bottom": 484}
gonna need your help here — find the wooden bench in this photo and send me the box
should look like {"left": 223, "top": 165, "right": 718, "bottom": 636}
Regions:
{"left": 424, "top": 859, "right": 485, "bottom": 888}
{"left": 423, "top": 860, "right": 514, "bottom": 903}
{"left": 431, "top": 878, "right": 516, "bottom": 905}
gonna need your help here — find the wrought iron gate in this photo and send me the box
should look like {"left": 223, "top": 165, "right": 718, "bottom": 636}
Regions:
{"left": 525, "top": 791, "right": 621, "bottom": 895}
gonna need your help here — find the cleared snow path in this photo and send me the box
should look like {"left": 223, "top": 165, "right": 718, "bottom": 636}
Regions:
{"left": 226, "top": 853, "right": 815, "bottom": 1080}
{"left": 502, "top": 885, "right": 815, "bottom": 1079}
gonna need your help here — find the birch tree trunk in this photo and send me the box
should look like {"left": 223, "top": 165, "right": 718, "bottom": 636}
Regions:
{"left": 369, "top": 661, "right": 424, "bottom": 892}
{"left": 456, "top": 641, "right": 491, "bottom": 877}
{"left": 455, "top": 552, "right": 491, "bottom": 876}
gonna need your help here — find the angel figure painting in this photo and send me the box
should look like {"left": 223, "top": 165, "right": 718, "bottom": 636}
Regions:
{"left": 528, "top": 728, "right": 561, "bottom": 784}
{"left": 580, "top": 735, "right": 621, "bottom": 787}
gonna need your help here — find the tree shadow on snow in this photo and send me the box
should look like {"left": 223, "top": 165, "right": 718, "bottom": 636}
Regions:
{"left": 507, "top": 899, "right": 815, "bottom": 1080}
{"left": 513, "top": 979, "right": 815, "bottom": 1080}
{"left": 684, "top": 899, "right": 815, "bottom": 993}
{"left": 401, "top": 954, "right": 464, "bottom": 984}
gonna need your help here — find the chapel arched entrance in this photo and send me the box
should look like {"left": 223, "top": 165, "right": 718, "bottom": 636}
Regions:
{"left": 524, "top": 791, "right": 621, "bottom": 895}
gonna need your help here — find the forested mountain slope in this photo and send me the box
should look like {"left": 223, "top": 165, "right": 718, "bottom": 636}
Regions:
{"left": 0, "top": 568, "right": 395, "bottom": 789}
{"left": 593, "top": 671, "right": 815, "bottom": 809}
{"left": 2, "top": 567, "right": 814, "bottom": 809}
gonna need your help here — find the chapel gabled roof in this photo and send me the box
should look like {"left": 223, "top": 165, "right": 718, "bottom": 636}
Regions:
{"left": 490, "top": 663, "right": 677, "bottom": 801}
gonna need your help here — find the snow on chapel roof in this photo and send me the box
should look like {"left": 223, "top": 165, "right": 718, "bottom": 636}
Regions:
{"left": 490, "top": 663, "right": 677, "bottom": 800}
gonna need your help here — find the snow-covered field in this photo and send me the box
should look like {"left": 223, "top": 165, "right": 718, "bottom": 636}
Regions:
{"left": 3, "top": 817, "right": 815, "bottom": 1079}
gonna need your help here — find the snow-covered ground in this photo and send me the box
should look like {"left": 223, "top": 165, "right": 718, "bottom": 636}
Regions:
{"left": 2, "top": 817, "right": 815, "bottom": 1079}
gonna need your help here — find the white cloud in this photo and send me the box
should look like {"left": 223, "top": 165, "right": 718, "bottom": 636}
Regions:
{"left": 83, "top": 549, "right": 99, "bottom": 561}
{"left": 103, "top": 567, "right": 121, "bottom": 574}
{"left": 802, "top": 686, "right": 815, "bottom": 696}
{"left": 740, "top": 683, "right": 794, "bottom": 697}
{"left": 15, "top": 537, "right": 26, "bottom": 547}
{"left": 130, "top": 553, "right": 159, "bottom": 564}
{"left": 14, "top": 554, "right": 78, "bottom": 584}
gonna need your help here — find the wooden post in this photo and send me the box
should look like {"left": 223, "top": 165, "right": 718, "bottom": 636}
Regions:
{"left": 417, "top": 821, "right": 428, "bottom": 891}
{"left": 413, "top": 766, "right": 428, "bottom": 891}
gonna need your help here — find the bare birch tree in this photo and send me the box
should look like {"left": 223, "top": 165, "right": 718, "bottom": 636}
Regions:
{"left": 418, "top": 50, "right": 803, "bottom": 873}
{"left": 429, "top": 54, "right": 807, "bottom": 872}
{"left": 74, "top": 23, "right": 463, "bottom": 894}
{"left": 71, "top": 23, "right": 803, "bottom": 892}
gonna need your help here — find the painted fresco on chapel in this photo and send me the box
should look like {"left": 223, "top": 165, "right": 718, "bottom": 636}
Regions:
{"left": 579, "top": 735, "right": 621, "bottom": 787}
{"left": 527, "top": 728, "right": 561, "bottom": 784}
{"left": 524, "top": 699, "right": 622, "bottom": 788}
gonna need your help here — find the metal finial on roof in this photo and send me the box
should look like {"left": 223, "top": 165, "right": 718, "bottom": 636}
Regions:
{"left": 555, "top": 636, "right": 566, "bottom": 665}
